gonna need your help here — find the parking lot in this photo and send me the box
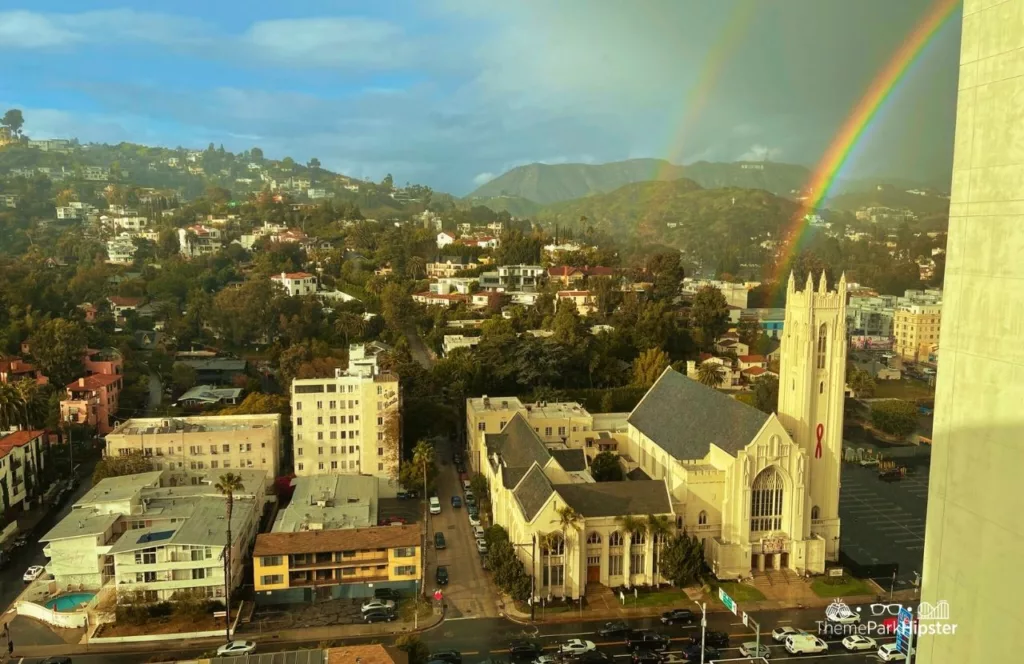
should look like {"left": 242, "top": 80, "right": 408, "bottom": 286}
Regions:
{"left": 839, "top": 460, "right": 930, "bottom": 586}
{"left": 426, "top": 439, "right": 500, "bottom": 619}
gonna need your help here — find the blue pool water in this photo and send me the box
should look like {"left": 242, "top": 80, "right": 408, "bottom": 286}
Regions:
{"left": 44, "top": 592, "right": 95, "bottom": 612}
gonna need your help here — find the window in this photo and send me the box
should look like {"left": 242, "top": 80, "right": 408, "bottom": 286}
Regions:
{"left": 222, "top": 444, "right": 230, "bottom": 453}
{"left": 318, "top": 462, "right": 325, "bottom": 471}
{"left": 631, "top": 532, "right": 646, "bottom": 546}
{"left": 316, "top": 401, "right": 323, "bottom": 409}
{"left": 608, "top": 531, "right": 623, "bottom": 547}
{"left": 558, "top": 426, "right": 566, "bottom": 436}
{"left": 378, "top": 447, "right": 384, "bottom": 456}
{"left": 586, "top": 531, "right": 601, "bottom": 545}
{"left": 541, "top": 535, "right": 565, "bottom": 555}
{"left": 209, "top": 445, "right": 217, "bottom": 454}
{"left": 296, "top": 417, "right": 303, "bottom": 426}
{"left": 477, "top": 422, "right": 486, "bottom": 431}
{"left": 297, "top": 448, "right": 303, "bottom": 456}
{"left": 317, "top": 432, "right": 323, "bottom": 440}
{"left": 698, "top": 510, "right": 708, "bottom": 525}
{"left": 394, "top": 565, "right": 416, "bottom": 576}
{"left": 750, "top": 466, "right": 784, "bottom": 532}
{"left": 192, "top": 568, "right": 207, "bottom": 580}
{"left": 394, "top": 547, "right": 416, "bottom": 557}
{"left": 134, "top": 548, "right": 157, "bottom": 565}
{"left": 330, "top": 431, "right": 337, "bottom": 439}
{"left": 811, "top": 505, "right": 820, "bottom": 520}
{"left": 295, "top": 402, "right": 302, "bottom": 411}
{"left": 260, "top": 574, "right": 283, "bottom": 585}
{"left": 211, "top": 460, "right": 218, "bottom": 469}
{"left": 330, "top": 401, "right": 336, "bottom": 409}
{"left": 297, "top": 463, "right": 304, "bottom": 471}
{"left": 317, "top": 417, "right": 323, "bottom": 425}
{"left": 378, "top": 463, "right": 384, "bottom": 471}
{"left": 543, "top": 564, "right": 564, "bottom": 587}
{"left": 544, "top": 427, "right": 552, "bottom": 437}
{"left": 608, "top": 554, "right": 623, "bottom": 576}
{"left": 317, "top": 447, "right": 324, "bottom": 455}
{"left": 630, "top": 552, "right": 646, "bottom": 575}
{"left": 816, "top": 323, "right": 827, "bottom": 369}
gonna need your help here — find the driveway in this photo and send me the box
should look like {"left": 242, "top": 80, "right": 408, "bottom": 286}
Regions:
{"left": 425, "top": 439, "right": 498, "bottom": 619}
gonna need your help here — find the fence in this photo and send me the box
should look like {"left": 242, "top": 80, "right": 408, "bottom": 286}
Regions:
{"left": 16, "top": 600, "right": 89, "bottom": 629}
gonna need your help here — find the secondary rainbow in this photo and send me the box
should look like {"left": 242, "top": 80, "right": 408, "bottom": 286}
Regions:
{"left": 774, "top": 0, "right": 961, "bottom": 286}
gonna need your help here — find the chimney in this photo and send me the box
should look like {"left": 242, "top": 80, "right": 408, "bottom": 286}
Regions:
{"left": 78, "top": 378, "right": 86, "bottom": 387}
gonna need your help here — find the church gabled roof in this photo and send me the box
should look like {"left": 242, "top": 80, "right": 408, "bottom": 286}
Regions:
{"left": 627, "top": 367, "right": 769, "bottom": 461}
{"left": 554, "top": 480, "right": 671, "bottom": 518}
{"left": 513, "top": 463, "right": 554, "bottom": 521}
{"left": 485, "top": 413, "right": 551, "bottom": 471}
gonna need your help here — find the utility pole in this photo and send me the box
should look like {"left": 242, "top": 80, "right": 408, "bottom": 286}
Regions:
{"left": 531, "top": 534, "right": 536, "bottom": 621}
{"left": 694, "top": 601, "right": 707, "bottom": 664}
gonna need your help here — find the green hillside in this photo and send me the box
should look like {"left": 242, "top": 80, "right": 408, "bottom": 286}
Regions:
{"left": 824, "top": 184, "right": 950, "bottom": 217}
{"left": 459, "top": 195, "right": 542, "bottom": 218}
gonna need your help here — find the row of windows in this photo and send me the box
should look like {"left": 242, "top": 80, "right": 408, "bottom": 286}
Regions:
{"left": 188, "top": 459, "right": 258, "bottom": 470}
{"left": 296, "top": 415, "right": 360, "bottom": 426}
{"left": 297, "top": 446, "right": 360, "bottom": 457}
{"left": 296, "top": 396, "right": 360, "bottom": 411}
{"left": 296, "top": 431, "right": 361, "bottom": 441}
{"left": 476, "top": 421, "right": 584, "bottom": 437}
{"left": 297, "top": 460, "right": 384, "bottom": 472}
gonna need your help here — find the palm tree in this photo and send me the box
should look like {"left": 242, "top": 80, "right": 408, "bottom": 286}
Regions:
{"left": 615, "top": 515, "right": 646, "bottom": 587}
{"left": 215, "top": 473, "right": 245, "bottom": 644}
{"left": 13, "top": 379, "right": 47, "bottom": 429}
{"left": 0, "top": 382, "right": 24, "bottom": 430}
{"left": 555, "top": 505, "right": 582, "bottom": 598}
{"left": 645, "top": 514, "right": 674, "bottom": 582}
{"left": 696, "top": 362, "right": 725, "bottom": 388}
{"left": 538, "top": 531, "right": 562, "bottom": 597}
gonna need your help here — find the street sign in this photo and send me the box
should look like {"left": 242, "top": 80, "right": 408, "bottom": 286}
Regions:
{"left": 742, "top": 611, "right": 750, "bottom": 627}
{"left": 718, "top": 587, "right": 737, "bottom": 615}
{"left": 896, "top": 605, "right": 914, "bottom": 654}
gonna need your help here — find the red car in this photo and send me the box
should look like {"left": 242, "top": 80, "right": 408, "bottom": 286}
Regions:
{"left": 378, "top": 516, "right": 408, "bottom": 526}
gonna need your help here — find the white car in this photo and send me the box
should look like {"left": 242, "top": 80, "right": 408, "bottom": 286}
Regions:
{"left": 827, "top": 609, "right": 862, "bottom": 625}
{"left": 771, "top": 626, "right": 800, "bottom": 643}
{"left": 877, "top": 643, "right": 910, "bottom": 661}
{"left": 465, "top": 489, "right": 474, "bottom": 499}
{"left": 429, "top": 496, "right": 441, "bottom": 515}
{"left": 473, "top": 525, "right": 486, "bottom": 540}
{"left": 533, "top": 657, "right": 557, "bottom": 664}
{"left": 463, "top": 480, "right": 472, "bottom": 491}
{"left": 842, "top": 634, "right": 877, "bottom": 652}
{"left": 217, "top": 640, "right": 257, "bottom": 656}
{"left": 23, "top": 565, "right": 45, "bottom": 583}
{"left": 360, "top": 599, "right": 396, "bottom": 613}
{"left": 468, "top": 513, "right": 481, "bottom": 527}
{"left": 476, "top": 539, "right": 488, "bottom": 554}
{"left": 739, "top": 642, "right": 770, "bottom": 658}
{"left": 558, "top": 639, "right": 596, "bottom": 656}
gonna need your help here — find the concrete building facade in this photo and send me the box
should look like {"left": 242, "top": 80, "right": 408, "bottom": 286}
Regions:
{"left": 919, "top": 3, "right": 1024, "bottom": 661}
{"left": 893, "top": 304, "right": 942, "bottom": 363}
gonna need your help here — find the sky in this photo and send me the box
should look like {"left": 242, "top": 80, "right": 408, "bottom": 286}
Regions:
{"left": 0, "top": 0, "right": 962, "bottom": 195}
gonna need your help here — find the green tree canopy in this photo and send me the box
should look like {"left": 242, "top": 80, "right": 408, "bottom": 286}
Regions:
{"left": 752, "top": 374, "right": 779, "bottom": 414}
{"left": 93, "top": 452, "right": 153, "bottom": 483}
{"left": 631, "top": 347, "right": 670, "bottom": 388}
{"left": 870, "top": 400, "right": 919, "bottom": 438}
{"left": 1, "top": 109, "right": 24, "bottom": 136}
{"left": 690, "top": 285, "right": 729, "bottom": 350}
{"left": 29, "top": 318, "right": 88, "bottom": 386}
{"left": 658, "top": 531, "right": 709, "bottom": 587}
{"left": 590, "top": 451, "right": 624, "bottom": 482}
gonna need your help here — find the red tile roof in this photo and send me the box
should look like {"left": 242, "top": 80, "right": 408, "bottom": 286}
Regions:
{"left": 0, "top": 430, "right": 45, "bottom": 456}
{"left": 738, "top": 355, "right": 767, "bottom": 363}
{"left": 557, "top": 290, "right": 591, "bottom": 297}
{"left": 66, "top": 374, "right": 122, "bottom": 391}
{"left": 582, "top": 266, "right": 614, "bottom": 277}
{"left": 272, "top": 272, "right": 315, "bottom": 280}
{"left": 107, "top": 296, "right": 143, "bottom": 307}
{"left": 548, "top": 266, "right": 581, "bottom": 277}
{"left": 743, "top": 367, "right": 767, "bottom": 376}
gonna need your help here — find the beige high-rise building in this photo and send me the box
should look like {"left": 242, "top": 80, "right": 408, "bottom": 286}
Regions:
{"left": 892, "top": 304, "right": 941, "bottom": 363}
{"left": 290, "top": 344, "right": 400, "bottom": 491}
{"left": 919, "top": 2, "right": 1024, "bottom": 661}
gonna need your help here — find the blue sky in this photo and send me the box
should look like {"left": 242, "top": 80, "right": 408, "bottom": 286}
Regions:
{"left": 0, "top": 0, "right": 962, "bottom": 195}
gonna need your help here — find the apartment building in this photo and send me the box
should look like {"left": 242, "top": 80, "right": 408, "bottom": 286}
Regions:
{"left": 60, "top": 373, "right": 123, "bottom": 435}
{"left": 682, "top": 279, "right": 756, "bottom": 309}
{"left": 893, "top": 304, "right": 941, "bottom": 363}
{"left": 479, "top": 264, "right": 545, "bottom": 291}
{"left": 178, "top": 225, "right": 222, "bottom": 259}
{"left": 253, "top": 525, "right": 420, "bottom": 604}
{"left": 426, "top": 256, "right": 478, "bottom": 279}
{"left": 442, "top": 335, "right": 480, "bottom": 357}
{"left": 271, "top": 271, "right": 317, "bottom": 297}
{"left": 0, "top": 430, "right": 47, "bottom": 512}
{"left": 556, "top": 290, "right": 596, "bottom": 316}
{"left": 106, "top": 234, "right": 137, "bottom": 265}
{"left": 291, "top": 344, "right": 400, "bottom": 489}
{"left": 104, "top": 414, "right": 282, "bottom": 478}
{"left": 273, "top": 475, "right": 378, "bottom": 533}
{"left": 40, "top": 468, "right": 266, "bottom": 599}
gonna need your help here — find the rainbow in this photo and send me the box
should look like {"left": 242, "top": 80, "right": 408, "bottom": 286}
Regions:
{"left": 773, "top": 0, "right": 961, "bottom": 289}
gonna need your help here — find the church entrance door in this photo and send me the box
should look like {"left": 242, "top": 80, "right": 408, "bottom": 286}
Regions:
{"left": 764, "top": 553, "right": 774, "bottom": 570}
{"left": 587, "top": 564, "right": 601, "bottom": 583}
{"left": 780, "top": 552, "right": 789, "bottom": 569}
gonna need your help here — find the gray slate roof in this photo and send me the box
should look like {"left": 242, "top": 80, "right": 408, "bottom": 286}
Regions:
{"left": 627, "top": 367, "right": 769, "bottom": 460}
{"left": 550, "top": 448, "right": 588, "bottom": 472}
{"left": 502, "top": 466, "right": 529, "bottom": 490}
{"left": 487, "top": 413, "right": 551, "bottom": 470}
{"left": 513, "top": 464, "right": 554, "bottom": 522}
{"left": 554, "top": 480, "right": 672, "bottom": 518}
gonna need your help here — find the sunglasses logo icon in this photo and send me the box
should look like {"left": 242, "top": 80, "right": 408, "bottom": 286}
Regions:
{"left": 870, "top": 604, "right": 903, "bottom": 616}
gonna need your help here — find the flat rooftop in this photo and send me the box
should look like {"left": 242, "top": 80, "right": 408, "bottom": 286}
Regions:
{"left": 109, "top": 414, "right": 279, "bottom": 436}
{"left": 273, "top": 475, "right": 378, "bottom": 533}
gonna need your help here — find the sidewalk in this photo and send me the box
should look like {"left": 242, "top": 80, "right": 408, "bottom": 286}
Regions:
{"left": 12, "top": 605, "right": 446, "bottom": 660}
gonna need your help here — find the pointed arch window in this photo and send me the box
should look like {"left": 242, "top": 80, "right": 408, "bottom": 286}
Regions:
{"left": 750, "top": 466, "right": 784, "bottom": 532}
{"left": 608, "top": 531, "right": 623, "bottom": 547}
{"left": 698, "top": 510, "right": 708, "bottom": 526}
{"left": 811, "top": 505, "right": 820, "bottom": 520}
{"left": 586, "top": 531, "right": 602, "bottom": 545}
{"left": 816, "top": 323, "right": 828, "bottom": 369}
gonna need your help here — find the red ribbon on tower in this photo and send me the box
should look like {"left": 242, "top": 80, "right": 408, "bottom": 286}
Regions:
{"left": 815, "top": 423, "right": 824, "bottom": 459}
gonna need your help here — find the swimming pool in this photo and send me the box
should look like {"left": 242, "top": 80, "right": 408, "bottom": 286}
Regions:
{"left": 44, "top": 592, "right": 95, "bottom": 612}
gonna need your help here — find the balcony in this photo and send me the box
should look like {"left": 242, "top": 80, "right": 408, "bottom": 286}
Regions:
{"left": 288, "top": 574, "right": 389, "bottom": 588}
{"left": 290, "top": 554, "right": 389, "bottom": 571}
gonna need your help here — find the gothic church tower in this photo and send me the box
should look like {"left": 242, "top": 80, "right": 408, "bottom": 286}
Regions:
{"left": 776, "top": 271, "right": 847, "bottom": 561}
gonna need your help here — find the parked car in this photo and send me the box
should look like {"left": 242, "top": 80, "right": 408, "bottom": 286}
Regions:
{"left": 41, "top": 658, "right": 73, "bottom": 664}
{"left": 465, "top": 495, "right": 477, "bottom": 508}
{"left": 361, "top": 599, "right": 396, "bottom": 613}
{"left": 472, "top": 525, "right": 486, "bottom": 540}
{"left": 429, "top": 650, "right": 462, "bottom": 664}
{"left": 435, "top": 532, "right": 447, "bottom": 549}
{"left": 631, "top": 653, "right": 663, "bottom": 664}
{"left": 463, "top": 479, "right": 472, "bottom": 491}
{"left": 475, "top": 539, "right": 488, "bottom": 554}
{"left": 738, "top": 642, "right": 770, "bottom": 658}
{"left": 363, "top": 609, "right": 396, "bottom": 623}
{"left": 397, "top": 490, "right": 418, "bottom": 500}
{"left": 508, "top": 640, "right": 541, "bottom": 660}
{"left": 842, "top": 635, "right": 877, "bottom": 652}
{"left": 217, "top": 641, "right": 256, "bottom": 656}
{"left": 598, "top": 621, "right": 630, "bottom": 638}
{"left": 23, "top": 565, "right": 45, "bottom": 583}
{"left": 558, "top": 639, "right": 596, "bottom": 656}
{"left": 771, "top": 626, "right": 801, "bottom": 643}
{"left": 660, "top": 608, "right": 694, "bottom": 624}
{"left": 436, "top": 565, "right": 449, "bottom": 585}
{"left": 877, "top": 643, "right": 910, "bottom": 662}
{"left": 468, "top": 513, "right": 481, "bottom": 527}
{"left": 680, "top": 645, "right": 718, "bottom": 662}
{"left": 429, "top": 496, "right": 442, "bottom": 514}
{"left": 690, "top": 631, "right": 728, "bottom": 648}
{"left": 374, "top": 588, "right": 401, "bottom": 600}
{"left": 451, "top": 496, "right": 462, "bottom": 508}
{"left": 577, "top": 652, "right": 610, "bottom": 664}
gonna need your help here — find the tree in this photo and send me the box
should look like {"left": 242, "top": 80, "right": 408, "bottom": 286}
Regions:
{"left": 395, "top": 635, "right": 430, "bottom": 664}
{"left": 658, "top": 531, "right": 708, "bottom": 587}
{"left": 251, "top": 147, "right": 264, "bottom": 161}
{"left": 690, "top": 286, "right": 729, "bottom": 349}
{"left": 590, "top": 451, "right": 624, "bottom": 482}
{"left": 646, "top": 251, "right": 684, "bottom": 300}
{"left": 93, "top": 452, "right": 153, "bottom": 483}
{"left": 555, "top": 505, "right": 581, "bottom": 598}
{"left": 696, "top": 362, "right": 725, "bottom": 388}
{"left": 170, "top": 362, "right": 198, "bottom": 392}
{"left": 29, "top": 319, "right": 87, "bottom": 387}
{"left": 645, "top": 514, "right": 674, "bottom": 580}
{"left": 307, "top": 157, "right": 321, "bottom": 170}
{"left": 870, "top": 400, "right": 919, "bottom": 439}
{"left": 551, "top": 299, "right": 585, "bottom": 346}
{"left": 218, "top": 393, "right": 288, "bottom": 416}
{"left": 399, "top": 440, "right": 437, "bottom": 495}
{"left": 631, "top": 347, "right": 670, "bottom": 388}
{"left": 615, "top": 515, "right": 647, "bottom": 587}
{"left": 470, "top": 474, "right": 490, "bottom": 509}
{"left": 382, "top": 173, "right": 394, "bottom": 191}
{"left": 214, "top": 472, "right": 245, "bottom": 645}
{"left": 1, "top": 109, "right": 24, "bottom": 137}
{"left": 0, "top": 382, "right": 26, "bottom": 431}
{"left": 847, "top": 366, "right": 876, "bottom": 398}
{"left": 752, "top": 374, "right": 780, "bottom": 414}
{"left": 737, "top": 317, "right": 761, "bottom": 347}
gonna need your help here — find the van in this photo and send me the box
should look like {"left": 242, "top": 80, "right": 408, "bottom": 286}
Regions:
{"left": 784, "top": 634, "right": 828, "bottom": 655}
{"left": 429, "top": 496, "right": 441, "bottom": 515}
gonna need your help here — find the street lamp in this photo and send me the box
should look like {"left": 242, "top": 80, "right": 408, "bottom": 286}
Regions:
{"left": 693, "top": 600, "right": 707, "bottom": 664}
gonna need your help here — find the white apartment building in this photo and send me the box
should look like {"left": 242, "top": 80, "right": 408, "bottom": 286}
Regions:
{"left": 479, "top": 265, "right": 546, "bottom": 291}
{"left": 111, "top": 216, "right": 149, "bottom": 232}
{"left": 106, "top": 234, "right": 138, "bottom": 265}
{"left": 290, "top": 344, "right": 400, "bottom": 490}
{"left": 178, "top": 225, "right": 223, "bottom": 259}
{"left": 681, "top": 278, "right": 757, "bottom": 309}
{"left": 104, "top": 414, "right": 283, "bottom": 478}
{"left": 442, "top": 335, "right": 480, "bottom": 356}
{"left": 40, "top": 469, "right": 265, "bottom": 600}
{"left": 56, "top": 206, "right": 81, "bottom": 220}
{"left": 0, "top": 430, "right": 47, "bottom": 512}
{"left": 437, "top": 231, "right": 456, "bottom": 248}
{"left": 271, "top": 271, "right": 317, "bottom": 297}
{"left": 430, "top": 277, "right": 477, "bottom": 295}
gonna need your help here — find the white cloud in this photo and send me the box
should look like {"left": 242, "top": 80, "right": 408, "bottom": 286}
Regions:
{"left": 240, "top": 18, "right": 411, "bottom": 69}
{"left": 0, "top": 10, "right": 81, "bottom": 48}
{"left": 737, "top": 144, "right": 783, "bottom": 161}
{"left": 472, "top": 172, "right": 496, "bottom": 186}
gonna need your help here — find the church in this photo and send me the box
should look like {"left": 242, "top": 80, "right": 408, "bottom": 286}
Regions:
{"left": 468, "top": 272, "right": 846, "bottom": 597}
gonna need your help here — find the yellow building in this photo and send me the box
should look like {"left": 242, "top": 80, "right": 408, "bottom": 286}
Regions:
{"left": 253, "top": 525, "right": 420, "bottom": 604}
{"left": 892, "top": 304, "right": 941, "bottom": 363}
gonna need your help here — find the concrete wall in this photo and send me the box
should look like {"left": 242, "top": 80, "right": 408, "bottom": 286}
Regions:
{"left": 16, "top": 600, "right": 90, "bottom": 629}
{"left": 919, "top": 2, "right": 1024, "bottom": 661}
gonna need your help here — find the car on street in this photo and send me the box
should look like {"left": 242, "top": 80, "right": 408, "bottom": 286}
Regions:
{"left": 771, "top": 626, "right": 802, "bottom": 642}
{"left": 436, "top": 565, "right": 449, "bottom": 585}
{"left": 508, "top": 640, "right": 542, "bottom": 660}
{"left": 463, "top": 479, "right": 472, "bottom": 491}
{"left": 680, "top": 645, "right": 718, "bottom": 662}
{"left": 429, "top": 650, "right": 462, "bottom": 664}
{"left": 631, "top": 652, "right": 663, "bottom": 664}
{"left": 435, "top": 532, "right": 447, "bottom": 549}
{"left": 558, "top": 639, "right": 596, "bottom": 656}
{"left": 739, "top": 642, "right": 770, "bottom": 658}
{"left": 374, "top": 588, "right": 401, "bottom": 600}
{"left": 577, "top": 652, "right": 610, "bottom": 664}
{"left": 23, "top": 565, "right": 45, "bottom": 583}
{"left": 217, "top": 641, "right": 257, "bottom": 656}
{"left": 467, "top": 506, "right": 480, "bottom": 520}
{"left": 660, "top": 608, "right": 694, "bottom": 624}
{"left": 429, "top": 496, "right": 442, "bottom": 515}
{"left": 475, "top": 539, "right": 488, "bottom": 553}
{"left": 451, "top": 496, "right": 462, "bottom": 508}
{"left": 626, "top": 631, "right": 669, "bottom": 652}
{"left": 691, "top": 631, "right": 728, "bottom": 648}
{"left": 41, "top": 658, "right": 73, "bottom": 664}
{"left": 472, "top": 525, "right": 486, "bottom": 540}
{"left": 465, "top": 495, "right": 477, "bottom": 508}
{"left": 877, "top": 643, "right": 910, "bottom": 661}
{"left": 363, "top": 609, "right": 396, "bottom": 623}
{"left": 598, "top": 621, "right": 630, "bottom": 638}
{"left": 842, "top": 635, "right": 877, "bottom": 652}
{"left": 784, "top": 634, "right": 828, "bottom": 655}
{"left": 468, "top": 513, "right": 481, "bottom": 527}
{"left": 397, "top": 490, "right": 418, "bottom": 500}
{"left": 361, "top": 599, "right": 396, "bottom": 613}
{"left": 827, "top": 608, "right": 861, "bottom": 625}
